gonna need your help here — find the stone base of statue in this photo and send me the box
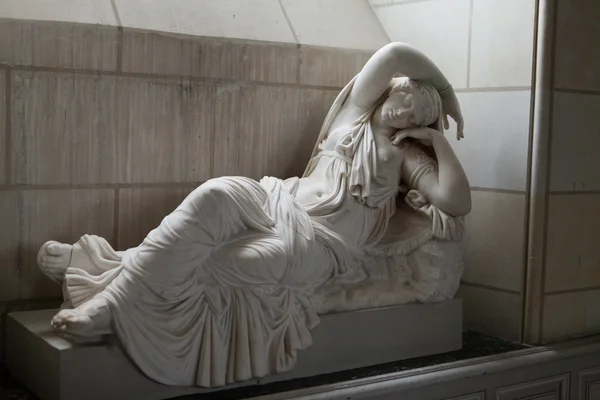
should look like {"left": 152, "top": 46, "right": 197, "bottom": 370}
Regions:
{"left": 7, "top": 301, "right": 462, "bottom": 400}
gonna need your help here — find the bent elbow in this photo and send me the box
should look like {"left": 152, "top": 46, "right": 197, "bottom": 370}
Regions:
{"left": 431, "top": 187, "right": 472, "bottom": 217}
{"left": 385, "top": 42, "right": 417, "bottom": 59}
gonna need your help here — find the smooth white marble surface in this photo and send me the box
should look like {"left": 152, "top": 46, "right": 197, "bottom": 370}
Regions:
{"left": 281, "top": 0, "right": 389, "bottom": 50}
{"left": 447, "top": 90, "right": 531, "bottom": 191}
{"left": 114, "top": 0, "right": 295, "bottom": 43}
{"left": 373, "top": 0, "right": 471, "bottom": 89}
{"left": 469, "top": 0, "right": 536, "bottom": 88}
{"left": 0, "top": 0, "right": 117, "bottom": 25}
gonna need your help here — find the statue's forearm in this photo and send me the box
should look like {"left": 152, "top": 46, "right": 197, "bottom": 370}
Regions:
{"left": 384, "top": 42, "right": 451, "bottom": 92}
{"left": 351, "top": 43, "right": 451, "bottom": 108}
{"left": 430, "top": 134, "right": 471, "bottom": 216}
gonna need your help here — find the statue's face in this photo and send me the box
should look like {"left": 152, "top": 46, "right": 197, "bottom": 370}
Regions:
{"left": 381, "top": 91, "right": 425, "bottom": 129}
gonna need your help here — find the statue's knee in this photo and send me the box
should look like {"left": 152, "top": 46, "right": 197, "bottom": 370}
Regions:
{"left": 192, "top": 178, "right": 235, "bottom": 207}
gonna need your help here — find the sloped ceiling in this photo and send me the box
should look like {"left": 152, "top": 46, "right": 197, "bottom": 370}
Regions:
{"left": 0, "top": 0, "right": 390, "bottom": 50}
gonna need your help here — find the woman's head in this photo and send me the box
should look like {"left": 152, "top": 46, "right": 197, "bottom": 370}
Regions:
{"left": 380, "top": 78, "right": 442, "bottom": 129}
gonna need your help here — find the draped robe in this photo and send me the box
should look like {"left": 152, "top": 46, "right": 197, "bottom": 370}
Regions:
{"left": 59, "top": 76, "right": 465, "bottom": 387}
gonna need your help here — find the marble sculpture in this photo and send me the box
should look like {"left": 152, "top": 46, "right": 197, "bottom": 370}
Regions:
{"left": 37, "top": 42, "right": 471, "bottom": 388}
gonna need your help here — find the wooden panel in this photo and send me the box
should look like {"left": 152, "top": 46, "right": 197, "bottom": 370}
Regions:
{"left": 19, "top": 189, "right": 115, "bottom": 299}
{"left": 122, "top": 30, "right": 299, "bottom": 84}
{"left": 447, "top": 392, "right": 486, "bottom": 400}
{"left": 213, "top": 84, "right": 302, "bottom": 180}
{"left": 0, "top": 70, "right": 5, "bottom": 184}
{"left": 546, "top": 194, "right": 600, "bottom": 292}
{"left": 117, "top": 186, "right": 195, "bottom": 250}
{"left": 0, "top": 191, "right": 18, "bottom": 301}
{"left": 12, "top": 72, "right": 214, "bottom": 185}
{"left": 554, "top": 0, "right": 600, "bottom": 92}
{"left": 12, "top": 71, "right": 118, "bottom": 185}
{"left": 0, "top": 20, "right": 118, "bottom": 70}
{"left": 112, "top": 77, "right": 214, "bottom": 184}
{"left": 579, "top": 367, "right": 600, "bottom": 400}
{"left": 495, "top": 374, "right": 569, "bottom": 400}
{"left": 543, "top": 291, "right": 600, "bottom": 343}
{"left": 294, "top": 88, "right": 339, "bottom": 177}
{"left": 298, "top": 46, "right": 372, "bottom": 87}
{"left": 213, "top": 85, "right": 338, "bottom": 181}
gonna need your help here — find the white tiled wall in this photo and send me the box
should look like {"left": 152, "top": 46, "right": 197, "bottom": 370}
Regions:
{"left": 469, "top": 0, "right": 536, "bottom": 87}
{"left": 281, "top": 0, "right": 389, "bottom": 50}
{"left": 447, "top": 90, "right": 532, "bottom": 192}
{"left": 114, "top": 0, "right": 296, "bottom": 43}
{"left": 550, "top": 92, "right": 600, "bottom": 192}
{"left": 373, "top": 0, "right": 471, "bottom": 88}
{"left": 463, "top": 191, "right": 526, "bottom": 292}
{"left": 0, "top": 0, "right": 117, "bottom": 25}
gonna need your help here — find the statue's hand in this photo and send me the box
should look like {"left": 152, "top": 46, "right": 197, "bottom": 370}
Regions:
{"left": 440, "top": 86, "right": 464, "bottom": 141}
{"left": 391, "top": 127, "right": 439, "bottom": 147}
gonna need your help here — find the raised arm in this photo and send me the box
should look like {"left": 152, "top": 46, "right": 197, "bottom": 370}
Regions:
{"left": 351, "top": 42, "right": 465, "bottom": 139}
{"left": 395, "top": 128, "right": 471, "bottom": 216}
{"left": 349, "top": 42, "right": 451, "bottom": 109}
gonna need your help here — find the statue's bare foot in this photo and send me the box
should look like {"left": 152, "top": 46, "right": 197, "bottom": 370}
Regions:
{"left": 51, "top": 297, "right": 112, "bottom": 342}
{"left": 37, "top": 241, "right": 73, "bottom": 285}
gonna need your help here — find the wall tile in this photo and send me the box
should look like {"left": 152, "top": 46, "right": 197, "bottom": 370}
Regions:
{"left": 0, "top": 0, "right": 117, "bottom": 25}
{"left": 213, "top": 84, "right": 303, "bottom": 180}
{"left": 554, "top": 0, "right": 600, "bottom": 92}
{"left": 0, "top": 71, "right": 5, "bottom": 184}
{"left": 281, "top": 0, "right": 389, "bottom": 50}
{"left": 462, "top": 191, "right": 526, "bottom": 292}
{"left": 446, "top": 91, "right": 531, "bottom": 191}
{"left": 373, "top": 0, "right": 470, "bottom": 89}
{"left": 12, "top": 72, "right": 214, "bottom": 185}
{"left": 19, "top": 189, "right": 114, "bottom": 299}
{"left": 545, "top": 194, "right": 600, "bottom": 292}
{"left": 298, "top": 47, "right": 372, "bottom": 87}
{"left": 0, "top": 191, "right": 18, "bottom": 302}
{"left": 0, "top": 20, "right": 118, "bottom": 71}
{"left": 457, "top": 285, "right": 521, "bottom": 340}
{"left": 469, "top": 0, "right": 535, "bottom": 88}
{"left": 114, "top": 0, "right": 295, "bottom": 43}
{"left": 122, "top": 30, "right": 299, "bottom": 84}
{"left": 550, "top": 92, "right": 600, "bottom": 192}
{"left": 543, "top": 290, "right": 600, "bottom": 343}
{"left": 117, "top": 186, "right": 195, "bottom": 250}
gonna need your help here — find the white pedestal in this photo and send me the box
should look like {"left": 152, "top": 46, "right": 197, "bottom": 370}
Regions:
{"left": 7, "top": 300, "right": 462, "bottom": 400}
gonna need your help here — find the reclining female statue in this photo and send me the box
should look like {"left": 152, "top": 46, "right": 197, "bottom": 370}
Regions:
{"left": 37, "top": 42, "right": 471, "bottom": 387}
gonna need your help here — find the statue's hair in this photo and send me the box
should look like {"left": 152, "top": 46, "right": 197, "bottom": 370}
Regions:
{"left": 389, "top": 77, "right": 441, "bottom": 127}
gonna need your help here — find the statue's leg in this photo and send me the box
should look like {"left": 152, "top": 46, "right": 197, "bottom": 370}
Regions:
{"left": 129, "top": 177, "right": 272, "bottom": 281}
{"left": 50, "top": 294, "right": 112, "bottom": 341}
